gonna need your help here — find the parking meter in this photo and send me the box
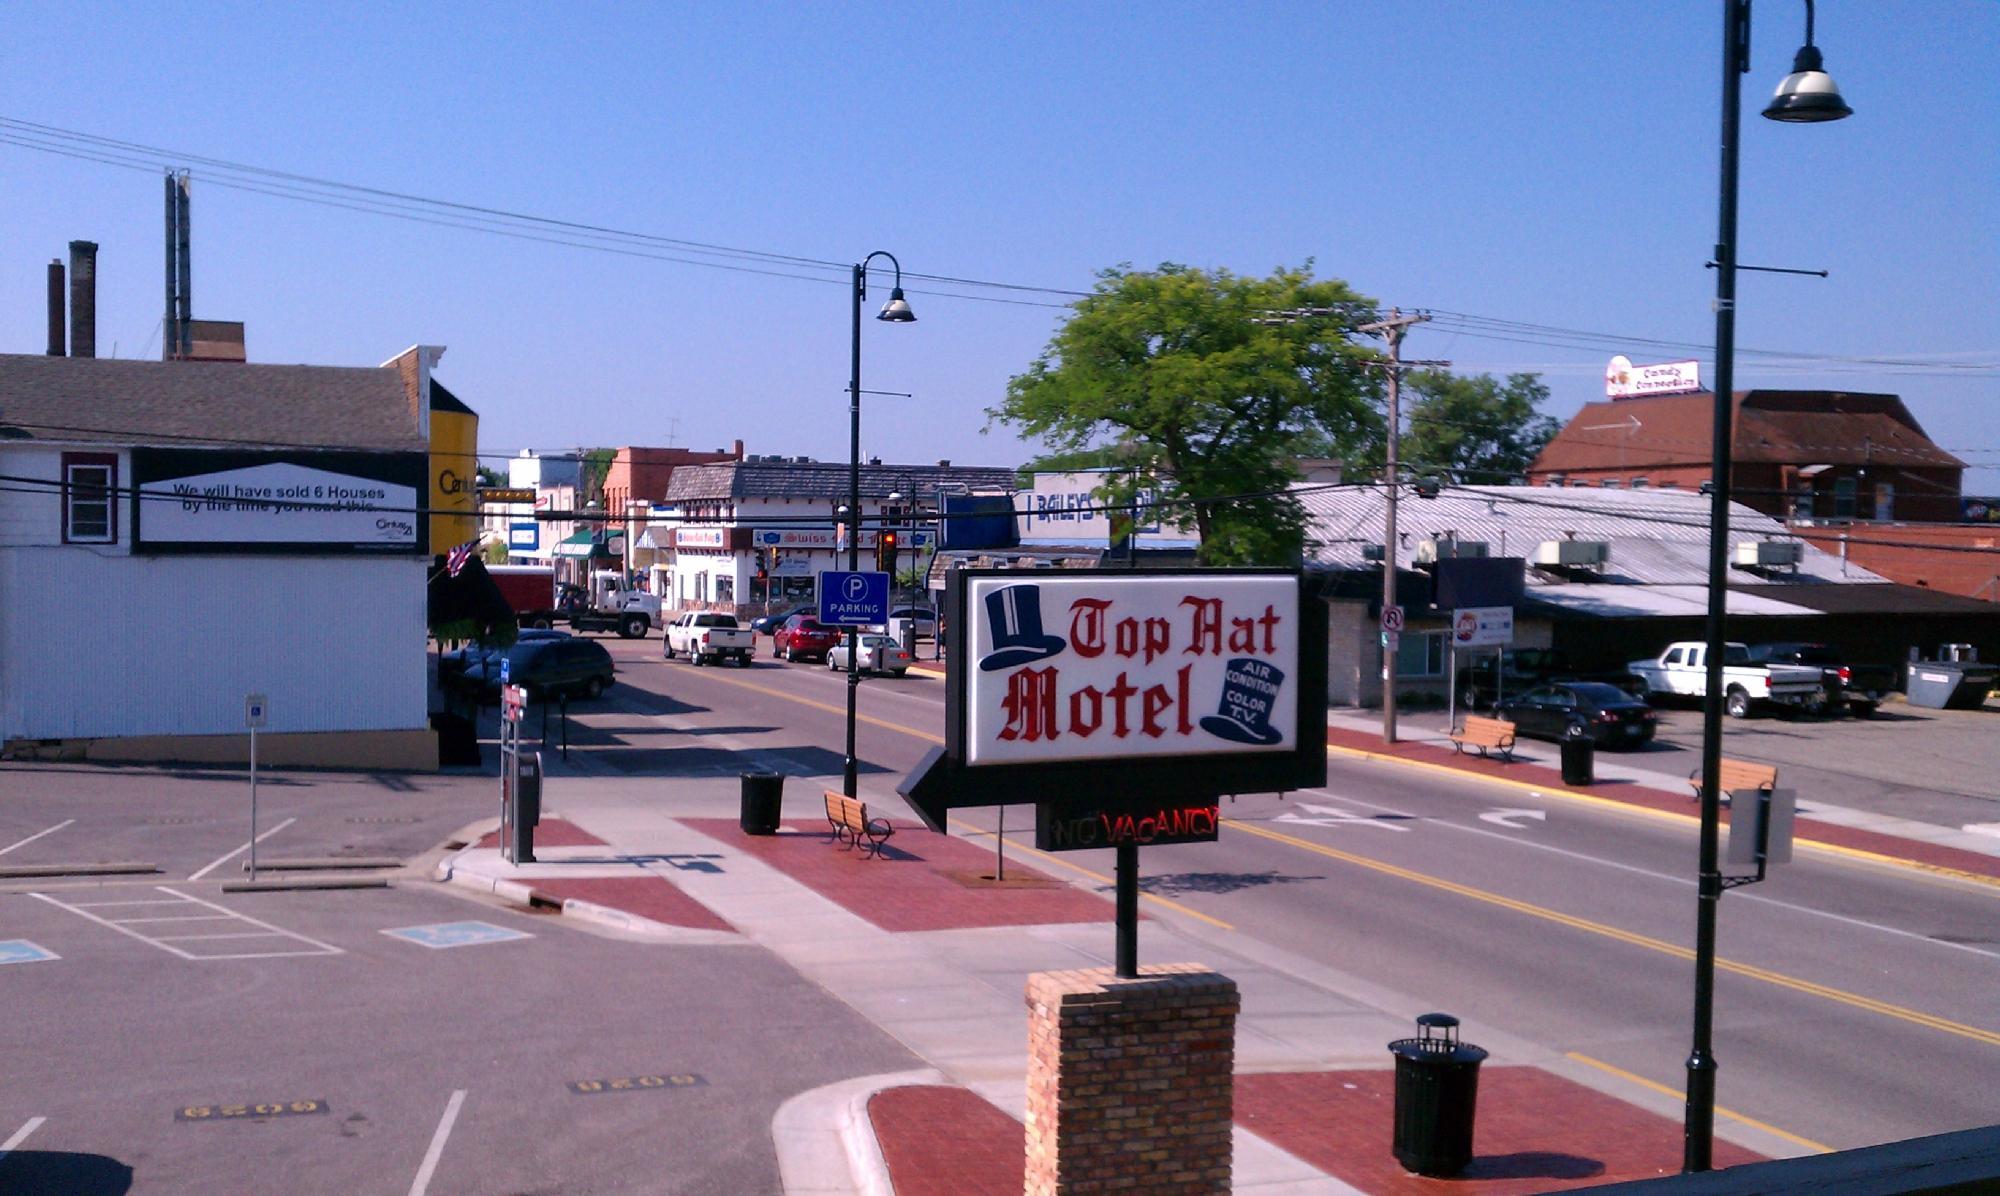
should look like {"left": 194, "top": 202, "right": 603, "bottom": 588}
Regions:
{"left": 509, "top": 751, "right": 543, "bottom": 864}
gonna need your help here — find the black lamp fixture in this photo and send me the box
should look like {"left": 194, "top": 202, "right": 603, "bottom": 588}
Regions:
{"left": 1761, "top": 2, "right": 1852, "bottom": 122}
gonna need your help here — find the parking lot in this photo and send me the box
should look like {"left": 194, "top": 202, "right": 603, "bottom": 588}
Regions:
{"left": 0, "top": 761, "right": 920, "bottom": 1194}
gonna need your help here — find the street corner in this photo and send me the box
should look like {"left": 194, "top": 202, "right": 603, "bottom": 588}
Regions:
{"left": 683, "top": 816, "right": 1116, "bottom": 933}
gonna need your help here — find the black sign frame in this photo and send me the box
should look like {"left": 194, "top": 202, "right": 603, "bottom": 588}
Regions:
{"left": 131, "top": 448, "right": 429, "bottom": 556}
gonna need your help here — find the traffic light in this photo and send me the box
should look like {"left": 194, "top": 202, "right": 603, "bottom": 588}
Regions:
{"left": 876, "top": 530, "right": 898, "bottom": 571}
{"left": 753, "top": 548, "right": 768, "bottom": 580}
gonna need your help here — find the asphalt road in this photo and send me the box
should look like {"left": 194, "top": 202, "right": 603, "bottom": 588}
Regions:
{"left": 589, "top": 634, "right": 2000, "bottom": 1155}
{"left": 0, "top": 756, "right": 919, "bottom": 1194}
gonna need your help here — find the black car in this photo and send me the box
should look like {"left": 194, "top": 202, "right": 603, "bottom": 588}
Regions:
{"left": 438, "top": 629, "right": 571, "bottom": 683}
{"left": 750, "top": 607, "right": 814, "bottom": 637}
{"left": 1494, "top": 682, "right": 1658, "bottom": 749}
{"left": 445, "top": 637, "right": 614, "bottom": 703}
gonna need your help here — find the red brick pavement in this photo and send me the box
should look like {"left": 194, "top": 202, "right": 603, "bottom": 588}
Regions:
{"left": 472, "top": 817, "right": 607, "bottom": 850}
{"left": 684, "top": 818, "right": 1115, "bottom": 932}
{"left": 523, "top": 875, "right": 733, "bottom": 932}
{"left": 1326, "top": 725, "right": 2000, "bottom": 882}
{"left": 867, "top": 1069, "right": 1766, "bottom": 1195}
{"left": 1236, "top": 1067, "right": 1763, "bottom": 1192}
{"left": 870, "top": 1086, "right": 1023, "bottom": 1196}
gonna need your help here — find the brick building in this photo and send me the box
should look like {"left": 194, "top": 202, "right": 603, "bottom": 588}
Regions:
{"left": 1528, "top": 390, "right": 1964, "bottom": 523}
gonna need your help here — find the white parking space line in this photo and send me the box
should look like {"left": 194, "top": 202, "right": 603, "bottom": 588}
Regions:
{"left": 187, "top": 817, "right": 296, "bottom": 881}
{"left": 408, "top": 1089, "right": 467, "bottom": 1196}
{"left": 65, "top": 898, "right": 188, "bottom": 908}
{"left": 0, "top": 1115, "right": 46, "bottom": 1158}
{"left": 30, "top": 886, "right": 342, "bottom": 960}
{"left": 0, "top": 820, "right": 74, "bottom": 856}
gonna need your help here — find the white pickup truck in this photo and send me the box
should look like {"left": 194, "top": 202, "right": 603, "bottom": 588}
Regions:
{"left": 663, "top": 612, "right": 757, "bottom": 667}
{"left": 1628, "top": 641, "right": 1823, "bottom": 718}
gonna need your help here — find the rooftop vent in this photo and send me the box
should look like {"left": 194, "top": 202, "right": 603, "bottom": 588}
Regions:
{"left": 1534, "top": 539, "right": 1609, "bottom": 568}
{"left": 1734, "top": 540, "right": 1803, "bottom": 569}
{"left": 1415, "top": 537, "right": 1490, "bottom": 566}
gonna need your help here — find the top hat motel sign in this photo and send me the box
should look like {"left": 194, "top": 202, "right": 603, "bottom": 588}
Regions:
{"left": 902, "top": 569, "right": 1327, "bottom": 827}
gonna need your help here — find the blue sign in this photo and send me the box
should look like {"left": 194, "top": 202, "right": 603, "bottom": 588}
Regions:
{"left": 382, "top": 921, "right": 533, "bottom": 950}
{"left": 509, "top": 521, "right": 539, "bottom": 550}
{"left": 818, "top": 570, "right": 890, "bottom": 627}
{"left": 500, "top": 657, "right": 511, "bottom": 684}
{"left": 0, "top": 939, "right": 59, "bottom": 965}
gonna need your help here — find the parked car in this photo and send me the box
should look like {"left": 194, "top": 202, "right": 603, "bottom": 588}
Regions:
{"left": 437, "top": 629, "right": 570, "bottom": 683}
{"left": 1456, "top": 648, "right": 1645, "bottom": 710}
{"left": 773, "top": 614, "right": 842, "bottom": 662}
{"left": 828, "top": 633, "right": 915, "bottom": 677}
{"left": 663, "top": 612, "right": 756, "bottom": 666}
{"left": 1494, "top": 682, "right": 1659, "bottom": 748}
{"left": 444, "top": 637, "right": 615, "bottom": 703}
{"left": 1741, "top": 642, "right": 1897, "bottom": 717}
{"left": 1627, "top": 641, "right": 1822, "bottom": 718}
{"left": 751, "top": 606, "right": 814, "bottom": 637}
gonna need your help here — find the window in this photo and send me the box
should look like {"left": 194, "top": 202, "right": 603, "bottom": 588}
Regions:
{"left": 1833, "top": 477, "right": 1858, "bottom": 518}
{"left": 1391, "top": 631, "right": 1445, "bottom": 678}
{"left": 1601, "top": 478, "right": 1623, "bottom": 489}
{"left": 1873, "top": 483, "right": 1894, "bottom": 521}
{"left": 62, "top": 453, "right": 117, "bottom": 544}
{"left": 715, "top": 575, "right": 734, "bottom": 604}
{"left": 1630, "top": 477, "right": 1650, "bottom": 490}
{"left": 1664, "top": 647, "right": 1685, "bottom": 666}
{"left": 1544, "top": 474, "right": 1566, "bottom": 488}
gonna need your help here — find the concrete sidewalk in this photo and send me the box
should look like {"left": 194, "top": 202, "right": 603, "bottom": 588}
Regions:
{"left": 435, "top": 770, "right": 1805, "bottom": 1193}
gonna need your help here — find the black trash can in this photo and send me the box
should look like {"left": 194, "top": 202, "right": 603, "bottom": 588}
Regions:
{"left": 739, "top": 772, "right": 783, "bottom": 835}
{"left": 1560, "top": 733, "right": 1595, "bottom": 786}
{"left": 1389, "top": 1013, "right": 1488, "bottom": 1177}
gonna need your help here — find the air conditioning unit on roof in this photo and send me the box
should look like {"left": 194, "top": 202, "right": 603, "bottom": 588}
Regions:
{"left": 1534, "top": 539, "right": 1609, "bottom": 567}
{"left": 1415, "top": 537, "right": 1490, "bottom": 566}
{"left": 1735, "top": 540, "right": 1803, "bottom": 568}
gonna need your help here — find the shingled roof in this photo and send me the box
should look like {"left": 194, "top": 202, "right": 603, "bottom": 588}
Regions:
{"left": 664, "top": 460, "right": 1016, "bottom": 503}
{"left": 0, "top": 353, "right": 425, "bottom": 452}
{"left": 1531, "top": 390, "right": 1963, "bottom": 474}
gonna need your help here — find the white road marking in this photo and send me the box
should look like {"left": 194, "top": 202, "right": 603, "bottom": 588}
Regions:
{"left": 30, "top": 886, "right": 342, "bottom": 960}
{"left": 0, "top": 820, "right": 74, "bottom": 856}
{"left": 408, "top": 1089, "right": 467, "bottom": 1196}
{"left": 187, "top": 817, "right": 296, "bottom": 881}
{"left": 1281, "top": 786, "right": 2000, "bottom": 961}
{"left": 1274, "top": 802, "right": 1411, "bottom": 831}
{"left": 1478, "top": 808, "right": 1549, "bottom": 830}
{"left": 0, "top": 1116, "right": 46, "bottom": 1157}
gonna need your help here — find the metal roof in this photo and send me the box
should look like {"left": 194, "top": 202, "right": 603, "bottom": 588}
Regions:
{"left": 664, "top": 460, "right": 1016, "bottom": 504}
{"left": 1298, "top": 483, "right": 1889, "bottom": 589}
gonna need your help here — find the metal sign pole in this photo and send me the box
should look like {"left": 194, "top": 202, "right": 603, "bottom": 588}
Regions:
{"left": 1114, "top": 844, "right": 1139, "bottom": 978}
{"left": 248, "top": 723, "right": 259, "bottom": 881}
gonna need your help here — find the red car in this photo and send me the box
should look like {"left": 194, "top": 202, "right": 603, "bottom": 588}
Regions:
{"left": 773, "top": 614, "right": 841, "bottom": 662}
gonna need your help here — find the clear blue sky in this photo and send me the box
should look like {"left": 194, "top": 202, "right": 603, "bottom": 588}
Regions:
{"left": 4, "top": 3, "right": 1994, "bottom": 485}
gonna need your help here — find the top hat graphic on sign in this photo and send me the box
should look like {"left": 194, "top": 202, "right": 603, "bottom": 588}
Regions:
{"left": 978, "top": 584, "right": 1068, "bottom": 672}
{"left": 1199, "top": 657, "right": 1287, "bottom": 745}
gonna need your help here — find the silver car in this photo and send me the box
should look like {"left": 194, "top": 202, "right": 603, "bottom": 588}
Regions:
{"left": 827, "top": 633, "right": 915, "bottom": 677}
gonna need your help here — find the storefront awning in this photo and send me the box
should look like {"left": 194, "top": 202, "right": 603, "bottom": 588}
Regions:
{"left": 552, "top": 530, "right": 625, "bottom": 558}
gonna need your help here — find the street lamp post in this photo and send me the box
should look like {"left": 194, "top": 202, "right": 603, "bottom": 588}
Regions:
{"left": 1686, "top": 0, "right": 1849, "bottom": 1173}
{"left": 844, "top": 252, "right": 916, "bottom": 798}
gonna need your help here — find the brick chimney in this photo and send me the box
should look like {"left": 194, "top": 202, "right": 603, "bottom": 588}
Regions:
{"left": 46, "top": 259, "right": 64, "bottom": 356}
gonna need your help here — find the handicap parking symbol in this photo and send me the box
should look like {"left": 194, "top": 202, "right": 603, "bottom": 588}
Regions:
{"left": 380, "top": 921, "right": 532, "bottom": 950}
{"left": 0, "top": 939, "right": 59, "bottom": 965}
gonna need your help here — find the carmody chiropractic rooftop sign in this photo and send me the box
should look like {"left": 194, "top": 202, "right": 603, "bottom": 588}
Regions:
{"left": 900, "top": 569, "right": 1326, "bottom": 830}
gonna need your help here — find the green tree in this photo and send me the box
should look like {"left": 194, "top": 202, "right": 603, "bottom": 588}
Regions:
{"left": 1398, "top": 371, "right": 1560, "bottom": 484}
{"left": 992, "top": 264, "right": 1379, "bottom": 565}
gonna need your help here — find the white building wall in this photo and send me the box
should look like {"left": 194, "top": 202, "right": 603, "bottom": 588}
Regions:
{"left": 0, "top": 445, "right": 130, "bottom": 551}
{"left": 0, "top": 550, "right": 426, "bottom": 741}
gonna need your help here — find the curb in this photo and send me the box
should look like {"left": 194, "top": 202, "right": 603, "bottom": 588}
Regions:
{"left": 432, "top": 847, "right": 740, "bottom": 942}
{"left": 772, "top": 1069, "right": 944, "bottom": 1196}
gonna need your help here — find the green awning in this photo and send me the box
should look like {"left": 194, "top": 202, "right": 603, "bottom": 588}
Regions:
{"left": 552, "top": 530, "right": 624, "bottom": 558}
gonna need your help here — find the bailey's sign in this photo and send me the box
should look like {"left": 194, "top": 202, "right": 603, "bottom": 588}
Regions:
{"left": 899, "top": 568, "right": 1327, "bottom": 831}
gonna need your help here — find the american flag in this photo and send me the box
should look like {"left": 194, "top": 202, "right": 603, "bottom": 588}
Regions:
{"left": 445, "top": 541, "right": 477, "bottom": 577}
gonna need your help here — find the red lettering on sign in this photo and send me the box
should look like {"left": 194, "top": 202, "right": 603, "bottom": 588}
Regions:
{"left": 1259, "top": 604, "right": 1282, "bottom": 654}
{"left": 1144, "top": 617, "right": 1171, "bottom": 664}
{"left": 1182, "top": 596, "right": 1222, "bottom": 656}
{"left": 1067, "top": 599, "right": 1111, "bottom": 658}
{"left": 1228, "top": 616, "right": 1258, "bottom": 653}
{"left": 1069, "top": 685, "right": 1104, "bottom": 737}
{"left": 1114, "top": 617, "right": 1139, "bottom": 658}
{"left": 1000, "top": 667, "right": 1060, "bottom": 742}
{"left": 1140, "top": 664, "right": 1194, "bottom": 738}
{"left": 1107, "top": 672, "right": 1138, "bottom": 737}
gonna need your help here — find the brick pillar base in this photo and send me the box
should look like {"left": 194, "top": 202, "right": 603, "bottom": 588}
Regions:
{"left": 1024, "top": 965, "right": 1238, "bottom": 1195}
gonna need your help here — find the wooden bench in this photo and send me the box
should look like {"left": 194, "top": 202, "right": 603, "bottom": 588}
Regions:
{"left": 823, "top": 791, "right": 895, "bottom": 858}
{"left": 1447, "top": 715, "right": 1517, "bottom": 761}
{"left": 1688, "top": 758, "right": 1778, "bottom": 803}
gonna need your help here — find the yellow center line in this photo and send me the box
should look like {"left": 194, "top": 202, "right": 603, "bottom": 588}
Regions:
{"left": 1230, "top": 818, "right": 2000, "bottom": 1048}
{"left": 1564, "top": 1052, "right": 1832, "bottom": 1155}
{"left": 946, "top": 818, "right": 1234, "bottom": 931}
{"left": 687, "top": 667, "right": 945, "bottom": 744}
{"left": 1325, "top": 740, "right": 2000, "bottom": 895}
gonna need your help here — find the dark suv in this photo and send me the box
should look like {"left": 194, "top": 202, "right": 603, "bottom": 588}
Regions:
{"left": 1742, "top": 642, "right": 1896, "bottom": 717}
{"left": 446, "top": 637, "right": 615, "bottom": 703}
{"left": 773, "top": 614, "right": 841, "bottom": 662}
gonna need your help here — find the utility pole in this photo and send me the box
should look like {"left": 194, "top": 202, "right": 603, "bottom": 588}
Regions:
{"left": 1357, "top": 309, "right": 1444, "bottom": 745}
